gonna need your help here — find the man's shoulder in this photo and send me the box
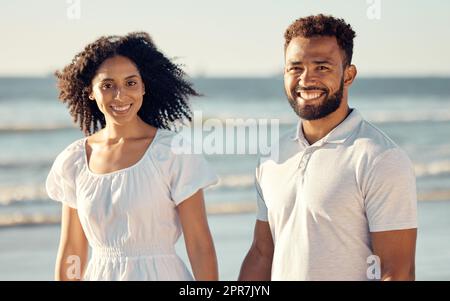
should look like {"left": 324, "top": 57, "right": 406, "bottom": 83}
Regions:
{"left": 352, "top": 118, "right": 399, "bottom": 153}
{"left": 350, "top": 118, "right": 412, "bottom": 169}
{"left": 257, "top": 125, "right": 301, "bottom": 169}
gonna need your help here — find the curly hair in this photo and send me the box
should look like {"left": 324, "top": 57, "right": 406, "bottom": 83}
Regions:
{"left": 55, "top": 32, "right": 198, "bottom": 136}
{"left": 284, "top": 14, "right": 356, "bottom": 66}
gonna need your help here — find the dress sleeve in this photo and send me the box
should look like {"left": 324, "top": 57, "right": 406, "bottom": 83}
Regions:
{"left": 169, "top": 152, "right": 219, "bottom": 206}
{"left": 45, "top": 143, "right": 81, "bottom": 209}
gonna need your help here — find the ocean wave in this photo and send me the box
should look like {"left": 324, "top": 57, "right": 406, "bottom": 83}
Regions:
{"left": 2, "top": 191, "right": 450, "bottom": 228}
{"left": 0, "top": 175, "right": 255, "bottom": 206}
{"left": 0, "top": 202, "right": 258, "bottom": 228}
{"left": 212, "top": 163, "right": 450, "bottom": 189}
{"left": 1, "top": 159, "right": 450, "bottom": 207}
{"left": 196, "top": 111, "right": 450, "bottom": 125}
{"left": 0, "top": 124, "right": 75, "bottom": 133}
{"left": 365, "top": 112, "right": 450, "bottom": 124}
{"left": 414, "top": 161, "right": 450, "bottom": 177}
{"left": 0, "top": 213, "right": 61, "bottom": 228}
{"left": 1, "top": 111, "right": 449, "bottom": 135}
{"left": 0, "top": 185, "right": 49, "bottom": 206}
{"left": 0, "top": 160, "right": 51, "bottom": 170}
{"left": 214, "top": 174, "right": 254, "bottom": 189}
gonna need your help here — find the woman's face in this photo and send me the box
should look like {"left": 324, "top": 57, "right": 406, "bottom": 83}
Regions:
{"left": 89, "top": 55, "right": 145, "bottom": 126}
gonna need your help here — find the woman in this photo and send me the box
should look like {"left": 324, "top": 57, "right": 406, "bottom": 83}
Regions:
{"left": 46, "top": 32, "right": 218, "bottom": 281}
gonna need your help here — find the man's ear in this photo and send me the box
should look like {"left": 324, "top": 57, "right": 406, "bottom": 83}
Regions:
{"left": 344, "top": 64, "right": 357, "bottom": 87}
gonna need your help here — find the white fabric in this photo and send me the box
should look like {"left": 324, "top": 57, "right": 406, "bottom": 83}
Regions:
{"left": 255, "top": 109, "right": 417, "bottom": 280}
{"left": 46, "top": 129, "right": 218, "bottom": 281}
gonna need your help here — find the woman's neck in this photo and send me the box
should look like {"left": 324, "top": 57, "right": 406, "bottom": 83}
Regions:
{"left": 101, "top": 117, "right": 153, "bottom": 141}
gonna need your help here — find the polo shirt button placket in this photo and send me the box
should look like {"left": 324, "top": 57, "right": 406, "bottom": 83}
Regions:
{"left": 299, "top": 149, "right": 311, "bottom": 174}
{"left": 299, "top": 161, "right": 305, "bottom": 170}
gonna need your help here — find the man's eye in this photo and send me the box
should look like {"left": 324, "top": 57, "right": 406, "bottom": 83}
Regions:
{"left": 290, "top": 66, "right": 302, "bottom": 72}
{"left": 318, "top": 66, "right": 329, "bottom": 71}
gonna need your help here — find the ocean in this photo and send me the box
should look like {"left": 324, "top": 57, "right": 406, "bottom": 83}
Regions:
{"left": 1, "top": 76, "right": 450, "bottom": 222}
{"left": 0, "top": 76, "right": 449, "bottom": 280}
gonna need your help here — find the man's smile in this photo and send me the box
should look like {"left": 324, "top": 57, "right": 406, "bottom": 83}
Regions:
{"left": 296, "top": 90, "right": 326, "bottom": 101}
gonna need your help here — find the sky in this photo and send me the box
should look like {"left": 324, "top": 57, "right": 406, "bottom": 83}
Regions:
{"left": 1, "top": 0, "right": 450, "bottom": 77}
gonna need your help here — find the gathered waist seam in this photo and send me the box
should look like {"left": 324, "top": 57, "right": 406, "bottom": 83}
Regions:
{"left": 91, "top": 246, "right": 177, "bottom": 258}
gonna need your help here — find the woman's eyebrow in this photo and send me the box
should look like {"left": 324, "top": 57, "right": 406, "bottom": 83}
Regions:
{"left": 124, "top": 74, "right": 139, "bottom": 79}
{"left": 98, "top": 74, "right": 139, "bottom": 81}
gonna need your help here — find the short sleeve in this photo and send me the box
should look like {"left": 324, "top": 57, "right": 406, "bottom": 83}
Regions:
{"left": 45, "top": 144, "right": 81, "bottom": 209}
{"left": 169, "top": 153, "right": 219, "bottom": 206}
{"left": 363, "top": 148, "right": 418, "bottom": 232}
{"left": 255, "top": 157, "right": 268, "bottom": 222}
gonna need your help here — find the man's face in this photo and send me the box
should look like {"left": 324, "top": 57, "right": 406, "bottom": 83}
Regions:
{"left": 284, "top": 36, "right": 347, "bottom": 120}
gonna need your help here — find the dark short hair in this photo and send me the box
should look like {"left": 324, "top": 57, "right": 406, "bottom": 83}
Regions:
{"left": 284, "top": 14, "right": 356, "bottom": 66}
{"left": 55, "top": 32, "right": 198, "bottom": 136}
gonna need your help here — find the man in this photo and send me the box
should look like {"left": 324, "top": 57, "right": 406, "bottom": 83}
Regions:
{"left": 239, "top": 14, "right": 417, "bottom": 281}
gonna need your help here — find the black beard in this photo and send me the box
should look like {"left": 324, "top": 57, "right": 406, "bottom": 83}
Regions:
{"left": 287, "top": 78, "right": 344, "bottom": 121}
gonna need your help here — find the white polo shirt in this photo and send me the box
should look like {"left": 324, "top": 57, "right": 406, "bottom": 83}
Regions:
{"left": 256, "top": 108, "right": 417, "bottom": 281}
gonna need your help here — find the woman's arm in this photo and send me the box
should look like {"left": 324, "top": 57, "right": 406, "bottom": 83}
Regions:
{"left": 177, "top": 189, "right": 218, "bottom": 281}
{"left": 55, "top": 204, "right": 89, "bottom": 281}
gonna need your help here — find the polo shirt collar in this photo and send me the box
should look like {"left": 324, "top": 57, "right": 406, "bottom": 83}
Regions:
{"left": 291, "top": 108, "right": 363, "bottom": 146}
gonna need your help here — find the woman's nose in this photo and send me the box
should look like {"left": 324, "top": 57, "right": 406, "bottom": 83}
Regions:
{"left": 113, "top": 87, "right": 124, "bottom": 100}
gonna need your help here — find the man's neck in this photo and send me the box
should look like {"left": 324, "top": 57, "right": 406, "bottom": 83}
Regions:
{"left": 302, "top": 104, "right": 351, "bottom": 145}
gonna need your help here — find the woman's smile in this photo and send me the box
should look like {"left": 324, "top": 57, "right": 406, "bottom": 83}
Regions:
{"left": 110, "top": 103, "right": 132, "bottom": 115}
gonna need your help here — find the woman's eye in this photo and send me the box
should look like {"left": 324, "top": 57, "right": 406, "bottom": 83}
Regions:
{"left": 318, "top": 66, "right": 329, "bottom": 71}
{"left": 127, "top": 81, "right": 137, "bottom": 86}
{"left": 102, "top": 83, "right": 112, "bottom": 89}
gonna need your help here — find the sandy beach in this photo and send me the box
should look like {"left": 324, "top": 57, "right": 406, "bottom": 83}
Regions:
{"left": 1, "top": 200, "right": 450, "bottom": 281}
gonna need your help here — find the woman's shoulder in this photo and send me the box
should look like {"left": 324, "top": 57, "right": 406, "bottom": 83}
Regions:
{"left": 52, "top": 137, "right": 86, "bottom": 168}
{"left": 152, "top": 128, "right": 195, "bottom": 159}
{"left": 64, "top": 137, "right": 86, "bottom": 152}
{"left": 60, "top": 137, "right": 85, "bottom": 155}
{"left": 154, "top": 128, "right": 180, "bottom": 144}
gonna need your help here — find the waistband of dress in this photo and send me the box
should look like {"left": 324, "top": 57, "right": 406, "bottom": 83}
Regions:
{"left": 91, "top": 245, "right": 176, "bottom": 258}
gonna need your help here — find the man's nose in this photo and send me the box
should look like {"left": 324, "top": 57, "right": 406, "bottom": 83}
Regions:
{"left": 299, "top": 69, "right": 318, "bottom": 87}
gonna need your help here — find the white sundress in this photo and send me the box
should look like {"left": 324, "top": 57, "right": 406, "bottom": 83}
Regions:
{"left": 45, "top": 129, "right": 218, "bottom": 281}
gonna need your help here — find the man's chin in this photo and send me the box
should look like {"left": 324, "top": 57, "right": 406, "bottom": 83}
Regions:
{"left": 298, "top": 108, "right": 323, "bottom": 120}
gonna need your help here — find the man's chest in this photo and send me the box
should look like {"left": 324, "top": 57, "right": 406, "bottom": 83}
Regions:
{"left": 259, "top": 150, "right": 364, "bottom": 221}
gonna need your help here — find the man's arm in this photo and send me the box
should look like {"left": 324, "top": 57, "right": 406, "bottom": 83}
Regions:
{"left": 238, "top": 220, "right": 274, "bottom": 280}
{"left": 371, "top": 228, "right": 417, "bottom": 281}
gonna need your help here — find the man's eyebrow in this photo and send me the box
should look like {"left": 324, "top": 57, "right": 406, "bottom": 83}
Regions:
{"left": 313, "top": 59, "right": 335, "bottom": 65}
{"left": 287, "top": 59, "right": 335, "bottom": 65}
